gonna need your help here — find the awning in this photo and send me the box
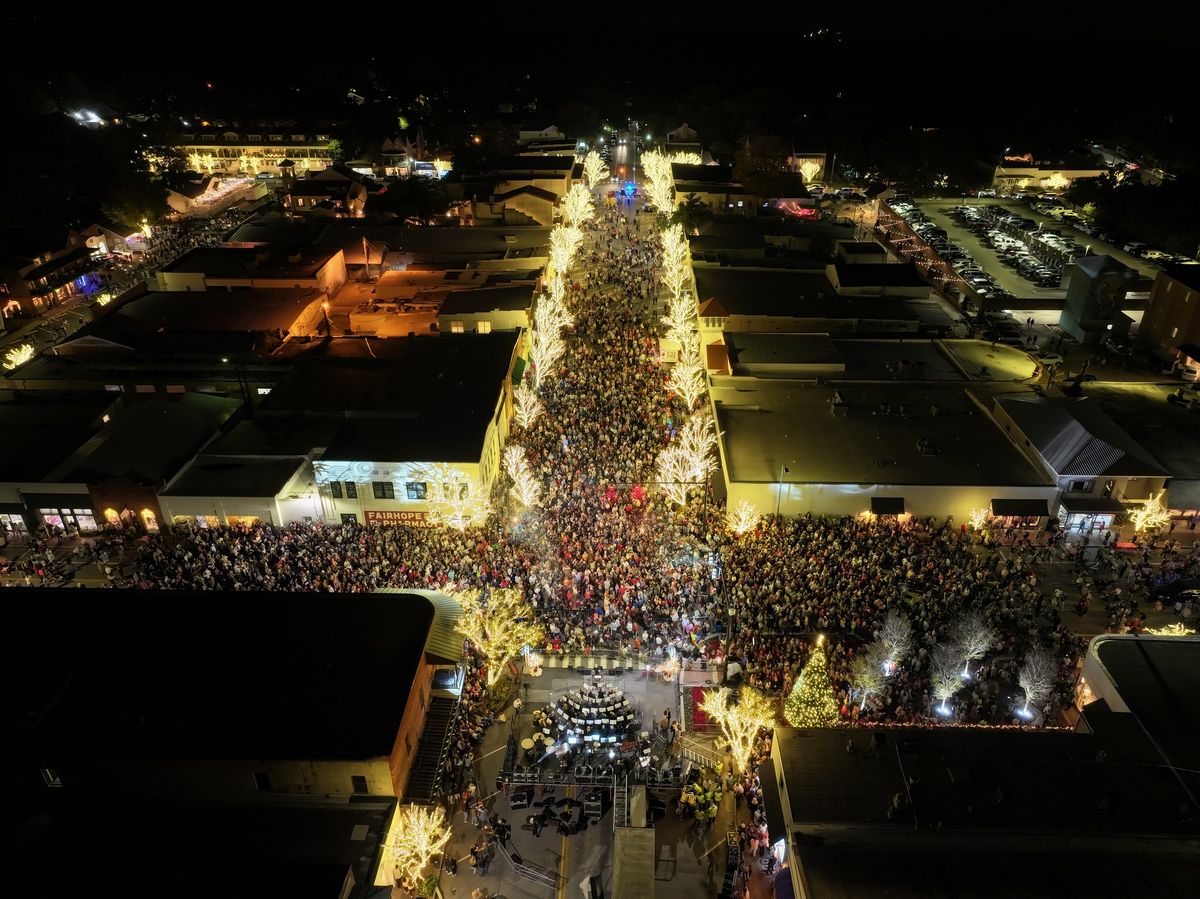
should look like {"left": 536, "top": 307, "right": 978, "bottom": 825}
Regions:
{"left": 511, "top": 356, "right": 528, "bottom": 385}
{"left": 871, "top": 497, "right": 906, "bottom": 515}
{"left": 758, "top": 762, "right": 788, "bottom": 845}
{"left": 1059, "top": 496, "right": 1126, "bottom": 514}
{"left": 1167, "top": 480, "right": 1200, "bottom": 510}
{"left": 990, "top": 498, "right": 1049, "bottom": 517}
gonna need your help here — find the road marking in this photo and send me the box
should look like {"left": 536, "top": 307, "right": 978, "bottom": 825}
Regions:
{"left": 556, "top": 786, "right": 575, "bottom": 899}
{"left": 479, "top": 745, "right": 507, "bottom": 760}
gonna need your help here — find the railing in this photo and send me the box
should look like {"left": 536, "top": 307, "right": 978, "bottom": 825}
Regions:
{"left": 495, "top": 836, "right": 564, "bottom": 890}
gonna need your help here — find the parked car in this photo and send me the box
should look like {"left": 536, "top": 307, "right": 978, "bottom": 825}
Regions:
{"left": 1123, "top": 241, "right": 1148, "bottom": 256}
{"left": 1105, "top": 334, "right": 1134, "bottom": 356}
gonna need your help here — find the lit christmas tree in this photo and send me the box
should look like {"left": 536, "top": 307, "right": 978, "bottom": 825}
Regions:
{"left": 784, "top": 638, "right": 840, "bottom": 727}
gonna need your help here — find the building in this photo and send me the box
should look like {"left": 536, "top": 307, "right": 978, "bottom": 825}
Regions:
{"left": 0, "top": 244, "right": 104, "bottom": 315}
{"left": 671, "top": 164, "right": 755, "bottom": 216}
{"left": 786, "top": 151, "right": 827, "bottom": 182}
{"left": 992, "top": 395, "right": 1169, "bottom": 532}
{"left": 712, "top": 380, "right": 1054, "bottom": 520}
{"left": 1059, "top": 255, "right": 1141, "bottom": 345}
{"left": 834, "top": 240, "right": 887, "bottom": 265}
{"left": 1139, "top": 263, "right": 1200, "bottom": 364}
{"left": 826, "top": 261, "right": 931, "bottom": 298}
{"left": 473, "top": 184, "right": 558, "bottom": 226}
{"left": 764, "top": 723, "right": 1198, "bottom": 899}
{"left": 436, "top": 284, "right": 535, "bottom": 334}
{"left": 179, "top": 129, "right": 335, "bottom": 176}
{"left": 490, "top": 155, "right": 577, "bottom": 201}
{"left": 308, "top": 222, "right": 551, "bottom": 274}
{"left": 283, "top": 163, "right": 378, "bottom": 217}
{"left": 517, "top": 124, "right": 567, "bottom": 144}
{"left": 9, "top": 588, "right": 461, "bottom": 802}
{"left": 158, "top": 246, "right": 347, "bottom": 294}
{"left": 991, "top": 159, "right": 1107, "bottom": 193}
{"left": 694, "top": 268, "right": 921, "bottom": 355}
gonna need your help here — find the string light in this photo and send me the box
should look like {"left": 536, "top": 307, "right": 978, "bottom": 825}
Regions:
{"left": 1144, "top": 622, "right": 1196, "bottom": 636}
{"left": 1129, "top": 492, "right": 1170, "bottom": 533}
{"left": 388, "top": 805, "right": 453, "bottom": 889}
{"left": 727, "top": 499, "right": 761, "bottom": 535}
{"left": 784, "top": 639, "right": 839, "bottom": 726}
{"left": 560, "top": 183, "right": 596, "bottom": 228}
{"left": 699, "top": 685, "right": 777, "bottom": 773}
{"left": 583, "top": 150, "right": 609, "bottom": 188}
{"left": 452, "top": 586, "right": 546, "bottom": 686}
{"left": 513, "top": 381, "right": 544, "bottom": 429}
{"left": 503, "top": 445, "right": 542, "bottom": 508}
{"left": 3, "top": 343, "right": 35, "bottom": 370}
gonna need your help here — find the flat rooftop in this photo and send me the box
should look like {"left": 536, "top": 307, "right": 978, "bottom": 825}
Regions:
{"left": 437, "top": 284, "right": 534, "bottom": 315}
{"left": 93, "top": 288, "right": 324, "bottom": 335}
{"left": 1083, "top": 382, "right": 1200, "bottom": 481}
{"left": 0, "top": 391, "right": 116, "bottom": 481}
{"left": 833, "top": 260, "right": 928, "bottom": 288}
{"left": 695, "top": 267, "right": 918, "bottom": 320}
{"left": 8, "top": 589, "right": 434, "bottom": 760}
{"left": 713, "top": 381, "right": 1048, "bottom": 485}
{"left": 316, "top": 223, "right": 550, "bottom": 265}
{"left": 162, "top": 455, "right": 305, "bottom": 497}
{"left": 162, "top": 246, "right": 339, "bottom": 277}
{"left": 724, "top": 332, "right": 842, "bottom": 368}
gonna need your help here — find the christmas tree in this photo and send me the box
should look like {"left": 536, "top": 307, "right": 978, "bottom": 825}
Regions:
{"left": 784, "top": 639, "right": 840, "bottom": 727}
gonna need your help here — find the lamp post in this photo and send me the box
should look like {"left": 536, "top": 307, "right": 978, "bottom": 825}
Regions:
{"left": 775, "top": 465, "right": 790, "bottom": 518}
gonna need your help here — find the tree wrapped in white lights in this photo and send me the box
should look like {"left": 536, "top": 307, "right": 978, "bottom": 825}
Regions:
{"left": 1017, "top": 646, "right": 1056, "bottom": 718}
{"left": 454, "top": 587, "right": 546, "bottom": 686}
{"left": 678, "top": 412, "right": 718, "bottom": 479}
{"left": 968, "top": 507, "right": 991, "bottom": 531}
{"left": 513, "top": 381, "right": 544, "bottom": 429}
{"left": 949, "top": 609, "right": 997, "bottom": 678}
{"left": 503, "top": 445, "right": 541, "bottom": 508}
{"left": 930, "top": 643, "right": 962, "bottom": 716}
{"left": 1129, "top": 492, "right": 1170, "bottom": 534}
{"left": 878, "top": 608, "right": 912, "bottom": 675}
{"left": 560, "top": 182, "right": 596, "bottom": 228}
{"left": 667, "top": 340, "right": 707, "bottom": 411}
{"left": 668, "top": 151, "right": 703, "bottom": 166}
{"left": 798, "top": 160, "right": 822, "bottom": 183}
{"left": 727, "top": 499, "right": 760, "bottom": 536}
{"left": 849, "top": 642, "right": 891, "bottom": 711}
{"left": 662, "top": 291, "right": 698, "bottom": 339}
{"left": 548, "top": 225, "right": 584, "bottom": 277}
{"left": 641, "top": 149, "right": 675, "bottom": 214}
{"left": 654, "top": 445, "right": 694, "bottom": 508}
{"left": 389, "top": 804, "right": 453, "bottom": 889}
{"left": 699, "top": 685, "right": 777, "bottom": 773}
{"left": 583, "top": 150, "right": 609, "bottom": 188}
{"left": 409, "top": 463, "right": 491, "bottom": 530}
{"left": 529, "top": 292, "right": 572, "bottom": 389}
{"left": 3, "top": 343, "right": 35, "bottom": 371}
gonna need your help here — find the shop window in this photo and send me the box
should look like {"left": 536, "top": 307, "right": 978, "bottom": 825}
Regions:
{"left": 451, "top": 321, "right": 465, "bottom": 333}
{"left": 1102, "top": 480, "right": 1115, "bottom": 498}
{"left": 478, "top": 320, "right": 492, "bottom": 334}
{"left": 345, "top": 481, "right": 358, "bottom": 499}
{"left": 1069, "top": 480, "right": 1094, "bottom": 493}
{"left": 140, "top": 509, "right": 159, "bottom": 532}
{"left": 351, "top": 775, "right": 369, "bottom": 795}
{"left": 406, "top": 482, "right": 427, "bottom": 500}
{"left": 329, "top": 481, "right": 343, "bottom": 498}
{"left": 372, "top": 481, "right": 395, "bottom": 499}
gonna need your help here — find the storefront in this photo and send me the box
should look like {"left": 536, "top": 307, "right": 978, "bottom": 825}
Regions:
{"left": 1167, "top": 480, "right": 1200, "bottom": 531}
{"left": 870, "top": 497, "right": 906, "bottom": 518}
{"left": 1, "top": 504, "right": 28, "bottom": 536}
{"left": 1057, "top": 496, "right": 1126, "bottom": 533}
{"left": 990, "top": 498, "right": 1049, "bottom": 529}
{"left": 22, "top": 492, "right": 99, "bottom": 534}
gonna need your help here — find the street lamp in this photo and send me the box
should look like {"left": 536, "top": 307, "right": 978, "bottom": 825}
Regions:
{"left": 775, "top": 465, "right": 791, "bottom": 517}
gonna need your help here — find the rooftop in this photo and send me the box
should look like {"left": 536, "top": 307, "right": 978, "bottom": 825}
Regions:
{"left": 161, "top": 455, "right": 305, "bottom": 497}
{"left": 437, "top": 284, "right": 534, "bottom": 315}
{"left": 162, "top": 246, "right": 340, "bottom": 278}
{"left": 89, "top": 288, "right": 325, "bottom": 337}
{"left": 1162, "top": 262, "right": 1200, "bottom": 292}
{"left": 832, "top": 261, "right": 929, "bottom": 288}
{"left": 315, "top": 223, "right": 550, "bottom": 265}
{"left": 672, "top": 163, "right": 736, "bottom": 184}
{"left": 724, "top": 332, "right": 842, "bottom": 369}
{"left": 0, "top": 391, "right": 116, "bottom": 481}
{"left": 713, "top": 381, "right": 1048, "bottom": 485}
{"left": 491, "top": 155, "right": 575, "bottom": 173}
{"left": 8, "top": 589, "right": 434, "bottom": 760}
{"left": 1082, "top": 383, "right": 1200, "bottom": 481}
{"left": 694, "top": 267, "right": 919, "bottom": 322}
{"left": 996, "top": 395, "right": 1168, "bottom": 478}
{"left": 20, "top": 246, "right": 98, "bottom": 281}
{"left": 837, "top": 241, "right": 887, "bottom": 256}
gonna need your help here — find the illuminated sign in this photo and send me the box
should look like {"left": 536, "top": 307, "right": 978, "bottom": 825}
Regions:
{"left": 364, "top": 510, "right": 436, "bottom": 527}
{"left": 1003, "top": 153, "right": 1035, "bottom": 164}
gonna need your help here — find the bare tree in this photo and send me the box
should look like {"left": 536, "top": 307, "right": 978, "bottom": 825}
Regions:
{"left": 878, "top": 609, "right": 912, "bottom": 674}
{"left": 1018, "top": 646, "right": 1057, "bottom": 717}
{"left": 849, "top": 642, "right": 891, "bottom": 710}
{"left": 950, "top": 609, "right": 997, "bottom": 678}
{"left": 930, "top": 643, "right": 962, "bottom": 716}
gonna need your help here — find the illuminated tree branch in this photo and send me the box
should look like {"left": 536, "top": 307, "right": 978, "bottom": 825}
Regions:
{"left": 409, "top": 463, "right": 491, "bottom": 530}
{"left": 950, "top": 609, "right": 997, "bottom": 678}
{"left": 561, "top": 182, "right": 596, "bottom": 228}
{"left": 583, "top": 150, "right": 609, "bottom": 188}
{"left": 727, "top": 499, "right": 760, "bottom": 536}
{"left": 1129, "top": 492, "right": 1170, "bottom": 533}
{"left": 668, "top": 151, "right": 702, "bottom": 166}
{"left": 513, "top": 381, "right": 544, "bottom": 429}
{"left": 1017, "top": 646, "right": 1056, "bottom": 717}
{"left": 503, "top": 445, "right": 542, "bottom": 508}
{"left": 389, "top": 805, "right": 453, "bottom": 888}
{"left": 877, "top": 608, "right": 912, "bottom": 675}
{"left": 453, "top": 587, "right": 546, "bottom": 686}
{"left": 699, "top": 684, "right": 777, "bottom": 773}
{"left": 930, "top": 643, "right": 962, "bottom": 716}
{"left": 3, "top": 343, "right": 36, "bottom": 370}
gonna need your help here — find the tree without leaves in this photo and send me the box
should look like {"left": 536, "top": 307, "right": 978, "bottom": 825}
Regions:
{"left": 560, "top": 182, "right": 595, "bottom": 228}
{"left": 513, "top": 381, "right": 544, "bottom": 429}
{"left": 849, "top": 643, "right": 891, "bottom": 710}
{"left": 582, "top": 150, "right": 609, "bottom": 188}
{"left": 700, "top": 685, "right": 777, "bottom": 773}
{"left": 950, "top": 609, "right": 997, "bottom": 677}
{"left": 930, "top": 643, "right": 963, "bottom": 715}
{"left": 389, "top": 805, "right": 453, "bottom": 888}
{"left": 878, "top": 608, "right": 912, "bottom": 674}
{"left": 453, "top": 587, "right": 546, "bottom": 686}
{"left": 503, "top": 445, "right": 541, "bottom": 508}
{"left": 1018, "top": 647, "right": 1057, "bottom": 716}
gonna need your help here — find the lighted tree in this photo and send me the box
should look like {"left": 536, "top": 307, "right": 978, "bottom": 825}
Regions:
{"left": 583, "top": 150, "right": 609, "bottom": 188}
{"left": 784, "top": 638, "right": 840, "bottom": 726}
{"left": 409, "top": 463, "right": 491, "bottom": 530}
{"left": 1129, "top": 492, "right": 1170, "bottom": 533}
{"left": 529, "top": 291, "right": 572, "bottom": 389}
{"left": 641, "top": 149, "right": 675, "bottom": 214}
{"left": 560, "top": 182, "right": 596, "bottom": 228}
{"left": 1017, "top": 646, "right": 1056, "bottom": 718}
{"left": 513, "top": 381, "right": 544, "bottom": 429}
{"left": 662, "top": 291, "right": 698, "bottom": 336}
{"left": 389, "top": 804, "right": 453, "bottom": 889}
{"left": 1145, "top": 622, "right": 1197, "bottom": 636}
{"left": 877, "top": 609, "right": 912, "bottom": 675}
{"left": 968, "top": 507, "right": 991, "bottom": 531}
{"left": 1044, "top": 172, "right": 1070, "bottom": 191}
{"left": 849, "top": 642, "right": 891, "bottom": 711}
{"left": 668, "top": 151, "right": 703, "bottom": 166}
{"left": 727, "top": 499, "right": 760, "bottom": 536}
{"left": 798, "top": 160, "right": 822, "bottom": 183}
{"left": 668, "top": 343, "right": 707, "bottom": 410}
{"left": 699, "top": 685, "right": 777, "bottom": 773}
{"left": 3, "top": 343, "right": 35, "bottom": 371}
{"left": 454, "top": 587, "right": 546, "bottom": 686}
{"left": 930, "top": 643, "right": 962, "bottom": 716}
{"left": 503, "top": 445, "right": 541, "bottom": 508}
{"left": 678, "top": 412, "right": 718, "bottom": 480}
{"left": 949, "top": 609, "right": 997, "bottom": 678}
{"left": 654, "top": 444, "right": 694, "bottom": 507}
{"left": 94, "top": 292, "right": 113, "bottom": 307}
{"left": 549, "top": 225, "right": 584, "bottom": 276}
